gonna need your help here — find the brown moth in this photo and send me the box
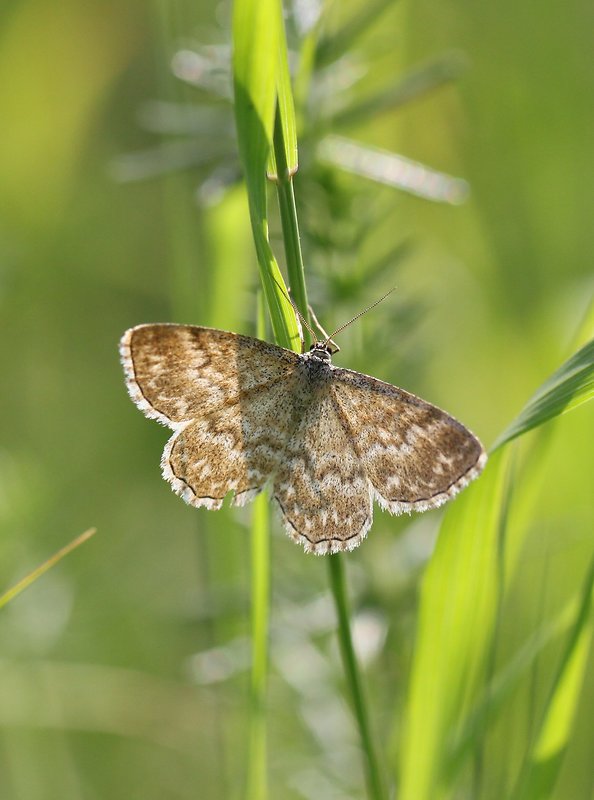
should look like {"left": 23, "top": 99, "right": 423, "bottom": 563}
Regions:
{"left": 120, "top": 321, "right": 486, "bottom": 554}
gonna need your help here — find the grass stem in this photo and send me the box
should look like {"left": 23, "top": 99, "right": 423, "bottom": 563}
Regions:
{"left": 246, "top": 491, "right": 270, "bottom": 800}
{"left": 272, "top": 104, "right": 386, "bottom": 800}
{"left": 246, "top": 297, "right": 272, "bottom": 800}
{"left": 328, "top": 554, "right": 387, "bottom": 800}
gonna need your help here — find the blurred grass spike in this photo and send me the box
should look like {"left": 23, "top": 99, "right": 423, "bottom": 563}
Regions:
{"left": 315, "top": 0, "right": 396, "bottom": 69}
{"left": 0, "top": 528, "right": 97, "bottom": 610}
{"left": 318, "top": 135, "right": 469, "bottom": 205}
{"left": 330, "top": 52, "right": 468, "bottom": 128}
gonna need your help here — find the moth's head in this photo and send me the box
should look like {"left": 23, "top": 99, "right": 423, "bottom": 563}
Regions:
{"left": 308, "top": 342, "right": 336, "bottom": 363}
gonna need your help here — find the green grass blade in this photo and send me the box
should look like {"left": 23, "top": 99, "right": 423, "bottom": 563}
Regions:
{"left": 233, "top": 6, "right": 295, "bottom": 795}
{"left": 492, "top": 337, "right": 594, "bottom": 450}
{"left": 267, "top": 12, "right": 298, "bottom": 180}
{"left": 232, "top": 0, "right": 300, "bottom": 350}
{"left": 400, "top": 329, "right": 594, "bottom": 800}
{"left": 445, "top": 592, "right": 584, "bottom": 778}
{"left": 272, "top": 107, "right": 309, "bottom": 335}
{"left": 510, "top": 554, "right": 594, "bottom": 800}
{"left": 398, "top": 449, "right": 509, "bottom": 800}
{"left": 0, "top": 528, "right": 96, "bottom": 610}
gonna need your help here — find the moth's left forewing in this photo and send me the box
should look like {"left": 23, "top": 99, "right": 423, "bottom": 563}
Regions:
{"left": 330, "top": 366, "right": 486, "bottom": 514}
{"left": 120, "top": 324, "right": 209, "bottom": 427}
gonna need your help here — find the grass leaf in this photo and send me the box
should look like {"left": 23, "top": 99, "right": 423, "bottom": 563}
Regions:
{"left": 445, "top": 590, "right": 586, "bottom": 779}
{"left": 398, "top": 450, "right": 510, "bottom": 800}
{"left": 510, "top": 555, "right": 594, "bottom": 800}
{"left": 399, "top": 331, "right": 594, "bottom": 799}
{"left": 232, "top": 0, "right": 300, "bottom": 350}
{"left": 267, "top": 14, "right": 298, "bottom": 180}
{"left": 492, "top": 337, "right": 594, "bottom": 450}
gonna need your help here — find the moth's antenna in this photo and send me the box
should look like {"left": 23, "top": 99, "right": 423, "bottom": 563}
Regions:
{"left": 308, "top": 303, "right": 340, "bottom": 353}
{"left": 325, "top": 287, "right": 396, "bottom": 345}
{"left": 271, "top": 276, "right": 318, "bottom": 342}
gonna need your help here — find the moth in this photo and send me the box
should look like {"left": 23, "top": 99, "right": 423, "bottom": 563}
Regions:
{"left": 120, "top": 307, "right": 485, "bottom": 554}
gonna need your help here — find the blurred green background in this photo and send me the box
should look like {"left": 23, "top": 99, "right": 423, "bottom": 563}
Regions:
{"left": 1, "top": 1, "right": 593, "bottom": 798}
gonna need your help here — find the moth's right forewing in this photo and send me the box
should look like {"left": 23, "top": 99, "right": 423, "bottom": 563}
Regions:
{"left": 120, "top": 323, "right": 303, "bottom": 511}
{"left": 120, "top": 324, "right": 297, "bottom": 428}
{"left": 121, "top": 324, "right": 233, "bottom": 427}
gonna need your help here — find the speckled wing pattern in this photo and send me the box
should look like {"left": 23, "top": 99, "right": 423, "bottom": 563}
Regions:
{"left": 120, "top": 324, "right": 300, "bottom": 509}
{"left": 331, "top": 368, "right": 486, "bottom": 515}
{"left": 273, "top": 387, "right": 372, "bottom": 553}
{"left": 120, "top": 324, "right": 486, "bottom": 554}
